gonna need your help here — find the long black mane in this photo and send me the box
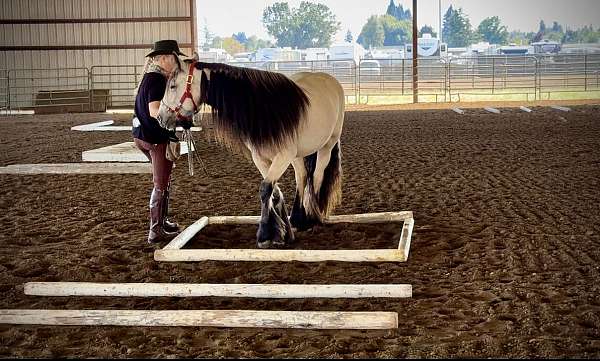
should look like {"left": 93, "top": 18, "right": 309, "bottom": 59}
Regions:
{"left": 194, "top": 62, "right": 310, "bottom": 151}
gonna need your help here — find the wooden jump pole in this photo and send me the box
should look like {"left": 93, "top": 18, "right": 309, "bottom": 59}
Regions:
{"left": 24, "top": 282, "right": 412, "bottom": 298}
{"left": 163, "top": 216, "right": 209, "bottom": 250}
{"left": 207, "top": 211, "right": 413, "bottom": 225}
{"left": 155, "top": 249, "right": 408, "bottom": 262}
{"left": 155, "top": 211, "right": 415, "bottom": 262}
{"left": 0, "top": 309, "right": 399, "bottom": 329}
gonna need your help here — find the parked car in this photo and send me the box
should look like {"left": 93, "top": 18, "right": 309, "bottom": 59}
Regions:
{"left": 359, "top": 60, "right": 381, "bottom": 80}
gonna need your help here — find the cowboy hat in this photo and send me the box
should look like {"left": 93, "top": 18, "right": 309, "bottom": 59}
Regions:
{"left": 146, "top": 40, "right": 188, "bottom": 58}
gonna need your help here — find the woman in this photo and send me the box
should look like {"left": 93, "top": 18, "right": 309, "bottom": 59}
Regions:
{"left": 133, "top": 40, "right": 192, "bottom": 244}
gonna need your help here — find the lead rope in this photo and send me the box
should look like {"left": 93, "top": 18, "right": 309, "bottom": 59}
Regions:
{"left": 183, "top": 108, "right": 210, "bottom": 177}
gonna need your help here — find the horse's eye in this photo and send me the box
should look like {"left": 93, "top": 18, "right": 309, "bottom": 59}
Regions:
{"left": 170, "top": 84, "right": 176, "bottom": 89}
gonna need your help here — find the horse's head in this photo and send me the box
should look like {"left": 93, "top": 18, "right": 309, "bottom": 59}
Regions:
{"left": 158, "top": 53, "right": 203, "bottom": 129}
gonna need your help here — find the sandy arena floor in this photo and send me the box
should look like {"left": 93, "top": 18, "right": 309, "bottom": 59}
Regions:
{"left": 0, "top": 105, "right": 599, "bottom": 358}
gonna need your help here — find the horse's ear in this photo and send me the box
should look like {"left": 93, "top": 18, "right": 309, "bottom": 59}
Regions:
{"left": 192, "top": 52, "right": 199, "bottom": 62}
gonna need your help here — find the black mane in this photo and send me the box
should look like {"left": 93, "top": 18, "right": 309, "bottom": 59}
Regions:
{"left": 194, "top": 62, "right": 310, "bottom": 151}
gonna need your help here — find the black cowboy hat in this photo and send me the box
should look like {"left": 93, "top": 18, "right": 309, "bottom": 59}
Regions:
{"left": 146, "top": 40, "right": 188, "bottom": 58}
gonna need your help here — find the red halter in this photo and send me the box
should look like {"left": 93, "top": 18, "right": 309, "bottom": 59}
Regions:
{"left": 162, "top": 61, "right": 199, "bottom": 122}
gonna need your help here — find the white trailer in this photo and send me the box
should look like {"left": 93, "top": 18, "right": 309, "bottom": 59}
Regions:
{"left": 328, "top": 43, "right": 365, "bottom": 64}
{"left": 404, "top": 34, "right": 447, "bottom": 58}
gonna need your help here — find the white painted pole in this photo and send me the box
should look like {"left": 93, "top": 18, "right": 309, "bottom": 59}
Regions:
{"left": 519, "top": 106, "right": 532, "bottom": 112}
{"left": 24, "top": 282, "right": 412, "bottom": 298}
{"left": 154, "top": 249, "right": 407, "bottom": 262}
{"left": 0, "top": 163, "right": 152, "bottom": 174}
{"left": 484, "top": 107, "right": 500, "bottom": 114}
{"left": 207, "top": 212, "right": 413, "bottom": 225}
{"left": 163, "top": 217, "right": 209, "bottom": 250}
{"left": 398, "top": 218, "right": 414, "bottom": 261}
{"left": 550, "top": 105, "right": 571, "bottom": 112}
{"left": 70, "top": 120, "right": 114, "bottom": 131}
{"left": 0, "top": 309, "right": 399, "bottom": 329}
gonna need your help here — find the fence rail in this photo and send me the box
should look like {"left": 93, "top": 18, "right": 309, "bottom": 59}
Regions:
{"left": 1, "top": 54, "right": 599, "bottom": 113}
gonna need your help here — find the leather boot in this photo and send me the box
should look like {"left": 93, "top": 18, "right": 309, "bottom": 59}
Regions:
{"left": 163, "top": 183, "right": 180, "bottom": 233}
{"left": 147, "top": 187, "right": 178, "bottom": 244}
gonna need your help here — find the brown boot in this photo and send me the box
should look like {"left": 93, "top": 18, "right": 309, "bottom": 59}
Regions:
{"left": 163, "top": 183, "right": 180, "bottom": 233}
{"left": 148, "top": 187, "right": 178, "bottom": 244}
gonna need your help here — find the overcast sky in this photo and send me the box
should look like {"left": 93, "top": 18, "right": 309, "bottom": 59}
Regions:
{"left": 196, "top": 0, "right": 600, "bottom": 43}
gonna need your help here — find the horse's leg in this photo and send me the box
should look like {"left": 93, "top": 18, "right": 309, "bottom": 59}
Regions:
{"left": 253, "top": 151, "right": 294, "bottom": 249}
{"left": 272, "top": 183, "right": 295, "bottom": 246}
{"left": 290, "top": 158, "right": 318, "bottom": 231}
{"left": 309, "top": 137, "right": 342, "bottom": 217}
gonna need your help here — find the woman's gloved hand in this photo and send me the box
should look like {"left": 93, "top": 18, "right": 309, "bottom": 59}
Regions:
{"left": 176, "top": 119, "right": 193, "bottom": 130}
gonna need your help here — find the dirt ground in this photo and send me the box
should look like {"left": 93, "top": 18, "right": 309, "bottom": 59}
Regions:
{"left": 0, "top": 104, "right": 599, "bottom": 358}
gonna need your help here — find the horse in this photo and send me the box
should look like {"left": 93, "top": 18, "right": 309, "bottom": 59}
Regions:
{"left": 158, "top": 57, "right": 344, "bottom": 249}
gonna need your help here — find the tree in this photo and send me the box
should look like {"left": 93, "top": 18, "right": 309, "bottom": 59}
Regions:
{"left": 551, "top": 21, "right": 563, "bottom": 33}
{"left": 381, "top": 15, "right": 411, "bottom": 46}
{"left": 442, "top": 6, "right": 474, "bottom": 47}
{"left": 508, "top": 30, "right": 536, "bottom": 45}
{"left": 386, "top": 0, "right": 397, "bottom": 18}
{"left": 395, "top": 3, "right": 411, "bottom": 21}
{"left": 477, "top": 16, "right": 508, "bottom": 44}
{"left": 221, "top": 37, "right": 245, "bottom": 55}
{"left": 245, "top": 35, "right": 274, "bottom": 52}
{"left": 262, "top": 1, "right": 340, "bottom": 48}
{"left": 419, "top": 24, "right": 437, "bottom": 38}
{"left": 210, "top": 36, "right": 223, "bottom": 49}
{"left": 386, "top": 0, "right": 411, "bottom": 21}
{"left": 357, "top": 15, "right": 385, "bottom": 48}
{"left": 232, "top": 32, "right": 248, "bottom": 46}
{"left": 345, "top": 30, "right": 353, "bottom": 43}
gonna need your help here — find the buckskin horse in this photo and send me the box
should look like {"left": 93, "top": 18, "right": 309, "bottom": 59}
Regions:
{"left": 158, "top": 58, "right": 344, "bottom": 249}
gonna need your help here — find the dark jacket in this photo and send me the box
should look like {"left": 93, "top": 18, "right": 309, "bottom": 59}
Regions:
{"left": 132, "top": 72, "right": 172, "bottom": 144}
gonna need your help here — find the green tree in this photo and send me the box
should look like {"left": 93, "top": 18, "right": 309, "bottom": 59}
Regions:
{"left": 386, "top": 0, "right": 397, "bottom": 18}
{"left": 245, "top": 35, "right": 274, "bottom": 52}
{"left": 396, "top": 3, "right": 411, "bottom": 21}
{"left": 386, "top": 0, "right": 411, "bottom": 21}
{"left": 442, "top": 6, "right": 474, "bottom": 47}
{"left": 551, "top": 21, "right": 563, "bottom": 33}
{"left": 381, "top": 15, "right": 411, "bottom": 46}
{"left": 345, "top": 30, "right": 353, "bottom": 43}
{"left": 262, "top": 1, "right": 340, "bottom": 48}
{"left": 477, "top": 16, "right": 508, "bottom": 44}
{"left": 508, "top": 30, "right": 536, "bottom": 45}
{"left": 221, "top": 37, "right": 245, "bottom": 55}
{"left": 357, "top": 15, "right": 385, "bottom": 48}
{"left": 419, "top": 24, "right": 437, "bottom": 38}
{"left": 232, "top": 32, "right": 248, "bottom": 46}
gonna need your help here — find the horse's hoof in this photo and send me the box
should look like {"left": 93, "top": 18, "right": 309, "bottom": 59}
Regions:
{"left": 271, "top": 239, "right": 286, "bottom": 248}
{"left": 257, "top": 240, "right": 272, "bottom": 249}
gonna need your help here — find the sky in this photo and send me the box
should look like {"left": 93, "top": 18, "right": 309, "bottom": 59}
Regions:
{"left": 196, "top": 0, "right": 600, "bottom": 44}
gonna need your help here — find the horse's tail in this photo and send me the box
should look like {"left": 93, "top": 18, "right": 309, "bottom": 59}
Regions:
{"left": 304, "top": 140, "right": 342, "bottom": 222}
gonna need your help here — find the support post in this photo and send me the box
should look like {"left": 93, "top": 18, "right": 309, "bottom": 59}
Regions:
{"left": 412, "top": 0, "right": 418, "bottom": 103}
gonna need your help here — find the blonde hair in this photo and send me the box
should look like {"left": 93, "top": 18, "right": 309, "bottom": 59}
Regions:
{"left": 134, "top": 56, "right": 156, "bottom": 97}
{"left": 133, "top": 54, "right": 179, "bottom": 97}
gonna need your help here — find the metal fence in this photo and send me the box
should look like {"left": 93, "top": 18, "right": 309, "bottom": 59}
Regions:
{"left": 90, "top": 65, "right": 144, "bottom": 109}
{"left": 448, "top": 56, "right": 539, "bottom": 101}
{"left": 0, "top": 69, "right": 8, "bottom": 111}
{"left": 1, "top": 54, "right": 599, "bottom": 113}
